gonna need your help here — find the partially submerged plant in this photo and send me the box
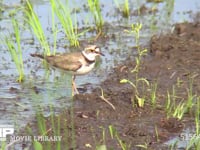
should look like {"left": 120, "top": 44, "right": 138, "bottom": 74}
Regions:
{"left": 4, "top": 18, "right": 24, "bottom": 82}
{"left": 114, "top": 0, "right": 130, "bottom": 18}
{"left": 87, "top": 0, "right": 104, "bottom": 32}
{"left": 26, "top": 107, "right": 64, "bottom": 150}
{"left": 123, "top": 0, "right": 130, "bottom": 18}
{"left": 51, "top": 4, "right": 58, "bottom": 55}
{"left": 50, "top": 0, "right": 85, "bottom": 47}
{"left": 24, "top": 0, "right": 51, "bottom": 55}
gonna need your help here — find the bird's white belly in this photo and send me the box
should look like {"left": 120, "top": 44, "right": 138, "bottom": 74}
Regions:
{"left": 75, "top": 63, "right": 95, "bottom": 75}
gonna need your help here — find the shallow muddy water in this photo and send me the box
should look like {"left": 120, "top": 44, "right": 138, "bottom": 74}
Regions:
{"left": 0, "top": 0, "right": 200, "bottom": 149}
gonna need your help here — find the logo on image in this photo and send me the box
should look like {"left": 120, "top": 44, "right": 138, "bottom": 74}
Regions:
{"left": 0, "top": 125, "right": 14, "bottom": 141}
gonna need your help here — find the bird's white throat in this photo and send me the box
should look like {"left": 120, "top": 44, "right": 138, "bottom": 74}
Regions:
{"left": 82, "top": 50, "right": 97, "bottom": 61}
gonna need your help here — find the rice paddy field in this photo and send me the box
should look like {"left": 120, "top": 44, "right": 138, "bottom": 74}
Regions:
{"left": 0, "top": 0, "right": 200, "bottom": 149}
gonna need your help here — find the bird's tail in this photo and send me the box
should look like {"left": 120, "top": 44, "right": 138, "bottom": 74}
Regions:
{"left": 30, "top": 54, "right": 44, "bottom": 59}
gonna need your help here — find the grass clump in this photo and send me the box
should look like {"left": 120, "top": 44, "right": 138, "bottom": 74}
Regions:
{"left": 87, "top": 0, "right": 104, "bottom": 32}
{"left": 24, "top": 0, "right": 51, "bottom": 55}
{"left": 164, "top": 76, "right": 198, "bottom": 120}
{"left": 4, "top": 18, "right": 24, "bottom": 82}
{"left": 50, "top": 0, "right": 82, "bottom": 47}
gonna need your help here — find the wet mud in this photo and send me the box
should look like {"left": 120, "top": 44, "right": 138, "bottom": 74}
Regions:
{"left": 25, "top": 22, "right": 200, "bottom": 150}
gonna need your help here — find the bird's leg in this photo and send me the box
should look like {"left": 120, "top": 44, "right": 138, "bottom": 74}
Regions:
{"left": 72, "top": 75, "right": 79, "bottom": 95}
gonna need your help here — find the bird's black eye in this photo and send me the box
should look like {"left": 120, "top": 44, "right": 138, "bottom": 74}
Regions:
{"left": 90, "top": 49, "right": 94, "bottom": 52}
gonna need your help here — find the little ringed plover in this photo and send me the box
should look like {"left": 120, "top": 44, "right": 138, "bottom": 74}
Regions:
{"left": 31, "top": 45, "right": 104, "bottom": 94}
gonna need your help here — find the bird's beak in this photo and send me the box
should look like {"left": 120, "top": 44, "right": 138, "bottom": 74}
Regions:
{"left": 94, "top": 47, "right": 104, "bottom": 56}
{"left": 99, "top": 51, "right": 104, "bottom": 56}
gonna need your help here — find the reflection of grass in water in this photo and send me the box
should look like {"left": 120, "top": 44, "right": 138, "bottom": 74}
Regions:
{"left": 163, "top": 0, "right": 175, "bottom": 22}
{"left": 4, "top": 18, "right": 24, "bottom": 82}
{"left": 0, "top": 141, "right": 6, "bottom": 150}
{"left": 32, "top": 70, "right": 75, "bottom": 149}
{"left": 29, "top": 103, "right": 76, "bottom": 150}
{"left": 26, "top": 85, "right": 75, "bottom": 149}
{"left": 24, "top": 0, "right": 51, "bottom": 55}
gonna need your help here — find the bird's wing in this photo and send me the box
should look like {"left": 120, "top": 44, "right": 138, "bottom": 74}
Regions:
{"left": 45, "top": 53, "right": 82, "bottom": 71}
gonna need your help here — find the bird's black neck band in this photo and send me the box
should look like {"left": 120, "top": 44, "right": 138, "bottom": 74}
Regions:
{"left": 81, "top": 53, "right": 95, "bottom": 64}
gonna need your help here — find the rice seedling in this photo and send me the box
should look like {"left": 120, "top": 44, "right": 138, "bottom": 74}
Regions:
{"left": 195, "top": 97, "right": 200, "bottom": 135}
{"left": 87, "top": 0, "right": 104, "bottom": 32}
{"left": 96, "top": 127, "right": 107, "bottom": 150}
{"left": 108, "top": 125, "right": 130, "bottom": 150}
{"left": 33, "top": 141, "right": 43, "bottom": 150}
{"left": 4, "top": 18, "right": 24, "bottom": 82}
{"left": 150, "top": 82, "right": 158, "bottom": 108}
{"left": 165, "top": 79, "right": 198, "bottom": 120}
{"left": 69, "top": 98, "right": 76, "bottom": 149}
{"left": 90, "top": 126, "right": 106, "bottom": 150}
{"left": 123, "top": 0, "right": 130, "bottom": 18}
{"left": 165, "top": 91, "right": 171, "bottom": 116}
{"left": 185, "top": 77, "right": 196, "bottom": 113}
{"left": 165, "top": 86, "right": 188, "bottom": 120}
{"left": 25, "top": 107, "right": 63, "bottom": 150}
{"left": 114, "top": 0, "right": 130, "bottom": 18}
{"left": 24, "top": 0, "right": 51, "bottom": 55}
{"left": 165, "top": 86, "right": 177, "bottom": 118}
{"left": 169, "top": 141, "right": 178, "bottom": 150}
{"left": 35, "top": 111, "right": 52, "bottom": 150}
{"left": 0, "top": 141, "right": 6, "bottom": 150}
{"left": 51, "top": 4, "right": 58, "bottom": 55}
{"left": 186, "top": 135, "right": 200, "bottom": 150}
{"left": 172, "top": 101, "right": 186, "bottom": 120}
{"left": 108, "top": 125, "right": 115, "bottom": 139}
{"left": 50, "top": 0, "right": 83, "bottom": 47}
{"left": 154, "top": 125, "right": 159, "bottom": 142}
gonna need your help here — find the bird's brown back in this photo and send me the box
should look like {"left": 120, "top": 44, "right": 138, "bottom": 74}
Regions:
{"left": 45, "top": 52, "right": 83, "bottom": 72}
